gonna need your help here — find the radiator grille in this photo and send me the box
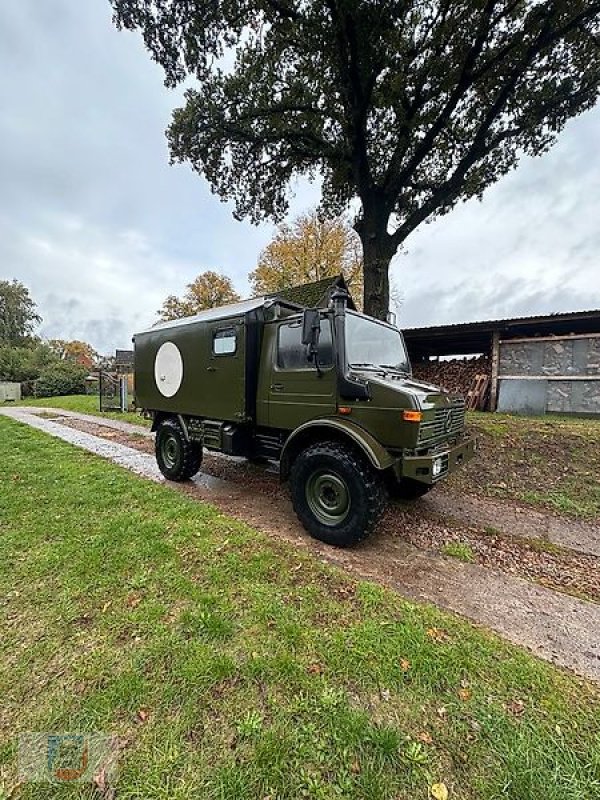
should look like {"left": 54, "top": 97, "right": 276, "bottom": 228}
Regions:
{"left": 418, "top": 400, "right": 466, "bottom": 444}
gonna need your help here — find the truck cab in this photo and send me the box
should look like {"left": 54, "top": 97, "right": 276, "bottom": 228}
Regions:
{"left": 134, "top": 292, "right": 475, "bottom": 546}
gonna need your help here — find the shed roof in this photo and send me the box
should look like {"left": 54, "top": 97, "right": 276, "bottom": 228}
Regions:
{"left": 403, "top": 309, "right": 600, "bottom": 358}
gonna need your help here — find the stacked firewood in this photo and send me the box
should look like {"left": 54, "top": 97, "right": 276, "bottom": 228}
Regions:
{"left": 412, "top": 355, "right": 490, "bottom": 397}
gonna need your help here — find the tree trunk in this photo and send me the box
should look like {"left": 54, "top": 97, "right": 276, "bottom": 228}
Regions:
{"left": 358, "top": 210, "right": 396, "bottom": 320}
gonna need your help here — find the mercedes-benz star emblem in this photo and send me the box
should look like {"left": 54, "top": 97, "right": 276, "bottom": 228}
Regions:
{"left": 444, "top": 409, "right": 454, "bottom": 433}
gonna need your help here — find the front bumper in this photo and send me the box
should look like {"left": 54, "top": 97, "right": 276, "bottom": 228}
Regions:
{"left": 400, "top": 436, "right": 477, "bottom": 485}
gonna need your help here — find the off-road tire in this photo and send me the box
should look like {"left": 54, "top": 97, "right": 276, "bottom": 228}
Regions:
{"left": 155, "top": 418, "right": 202, "bottom": 481}
{"left": 391, "top": 478, "right": 432, "bottom": 501}
{"left": 290, "top": 440, "right": 387, "bottom": 547}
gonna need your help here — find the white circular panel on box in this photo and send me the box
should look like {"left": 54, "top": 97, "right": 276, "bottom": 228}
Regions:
{"left": 154, "top": 341, "right": 183, "bottom": 397}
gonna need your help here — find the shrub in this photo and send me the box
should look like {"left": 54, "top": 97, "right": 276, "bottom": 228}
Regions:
{"left": 35, "top": 362, "right": 88, "bottom": 398}
{"left": 0, "top": 343, "right": 59, "bottom": 383}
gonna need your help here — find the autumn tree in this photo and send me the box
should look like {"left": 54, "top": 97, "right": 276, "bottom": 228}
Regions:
{"left": 112, "top": 1, "right": 600, "bottom": 319}
{"left": 158, "top": 270, "right": 241, "bottom": 321}
{"left": 250, "top": 210, "right": 363, "bottom": 305}
{"left": 0, "top": 279, "right": 41, "bottom": 346}
{"left": 47, "top": 339, "right": 98, "bottom": 369}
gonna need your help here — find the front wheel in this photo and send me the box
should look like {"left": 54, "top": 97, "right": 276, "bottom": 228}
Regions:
{"left": 155, "top": 418, "right": 202, "bottom": 481}
{"left": 290, "top": 441, "right": 387, "bottom": 547}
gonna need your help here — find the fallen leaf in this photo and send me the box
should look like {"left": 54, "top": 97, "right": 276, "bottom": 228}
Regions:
{"left": 418, "top": 731, "right": 433, "bottom": 744}
{"left": 350, "top": 758, "right": 361, "bottom": 774}
{"left": 126, "top": 593, "right": 142, "bottom": 609}
{"left": 427, "top": 627, "right": 450, "bottom": 643}
{"left": 400, "top": 658, "right": 411, "bottom": 672}
{"left": 101, "top": 601, "right": 112, "bottom": 613}
{"left": 136, "top": 708, "right": 150, "bottom": 723}
{"left": 458, "top": 688, "right": 471, "bottom": 702}
{"left": 505, "top": 699, "right": 526, "bottom": 716}
{"left": 308, "top": 663, "right": 323, "bottom": 675}
{"left": 436, "top": 706, "right": 447, "bottom": 718}
{"left": 431, "top": 782, "right": 449, "bottom": 800}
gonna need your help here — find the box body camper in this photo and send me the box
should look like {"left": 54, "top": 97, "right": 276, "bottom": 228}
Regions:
{"left": 134, "top": 292, "right": 475, "bottom": 546}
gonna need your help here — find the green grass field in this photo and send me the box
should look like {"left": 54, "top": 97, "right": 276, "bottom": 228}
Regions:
{"left": 452, "top": 412, "right": 600, "bottom": 518}
{"left": 0, "top": 415, "right": 599, "bottom": 799}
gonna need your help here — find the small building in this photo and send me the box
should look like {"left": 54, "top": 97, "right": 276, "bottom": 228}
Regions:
{"left": 403, "top": 309, "right": 600, "bottom": 415}
{"left": 0, "top": 381, "right": 22, "bottom": 402}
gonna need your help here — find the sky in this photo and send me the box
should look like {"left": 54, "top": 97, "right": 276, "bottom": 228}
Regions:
{"left": 1, "top": 0, "right": 599, "bottom": 355}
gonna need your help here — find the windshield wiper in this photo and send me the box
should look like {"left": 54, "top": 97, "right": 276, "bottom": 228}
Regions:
{"left": 379, "top": 364, "right": 410, "bottom": 376}
{"left": 349, "top": 362, "right": 383, "bottom": 371}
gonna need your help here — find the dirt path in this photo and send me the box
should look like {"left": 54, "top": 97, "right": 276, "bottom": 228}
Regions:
{"left": 3, "top": 406, "right": 600, "bottom": 684}
{"left": 425, "top": 489, "right": 600, "bottom": 558}
{"left": 47, "top": 412, "right": 600, "bottom": 604}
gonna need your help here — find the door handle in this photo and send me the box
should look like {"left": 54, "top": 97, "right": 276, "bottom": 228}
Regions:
{"left": 271, "top": 383, "right": 284, "bottom": 392}
{"left": 207, "top": 366, "right": 216, "bottom": 372}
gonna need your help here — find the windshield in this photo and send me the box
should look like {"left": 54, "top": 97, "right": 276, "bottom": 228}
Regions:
{"left": 345, "top": 312, "right": 410, "bottom": 374}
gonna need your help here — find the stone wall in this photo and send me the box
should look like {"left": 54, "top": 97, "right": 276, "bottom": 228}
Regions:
{"left": 499, "top": 337, "right": 600, "bottom": 377}
{"left": 498, "top": 336, "right": 600, "bottom": 415}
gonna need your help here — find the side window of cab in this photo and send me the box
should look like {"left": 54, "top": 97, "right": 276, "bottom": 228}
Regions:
{"left": 277, "top": 319, "right": 333, "bottom": 370}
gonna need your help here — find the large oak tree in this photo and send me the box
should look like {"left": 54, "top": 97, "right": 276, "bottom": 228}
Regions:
{"left": 112, "top": 0, "right": 600, "bottom": 319}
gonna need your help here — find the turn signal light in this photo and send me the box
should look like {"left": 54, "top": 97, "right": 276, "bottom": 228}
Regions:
{"left": 338, "top": 406, "right": 352, "bottom": 415}
{"left": 402, "top": 410, "right": 423, "bottom": 422}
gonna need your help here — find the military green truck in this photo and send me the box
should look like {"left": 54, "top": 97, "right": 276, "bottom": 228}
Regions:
{"left": 134, "top": 290, "right": 475, "bottom": 546}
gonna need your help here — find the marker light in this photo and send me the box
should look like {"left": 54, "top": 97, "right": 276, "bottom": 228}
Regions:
{"left": 338, "top": 406, "right": 352, "bottom": 415}
{"left": 402, "top": 410, "right": 423, "bottom": 422}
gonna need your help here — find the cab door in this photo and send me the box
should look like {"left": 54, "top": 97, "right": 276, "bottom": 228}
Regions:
{"left": 267, "top": 317, "right": 336, "bottom": 430}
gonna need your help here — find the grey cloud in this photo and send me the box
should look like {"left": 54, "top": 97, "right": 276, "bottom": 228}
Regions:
{"left": 0, "top": 0, "right": 599, "bottom": 355}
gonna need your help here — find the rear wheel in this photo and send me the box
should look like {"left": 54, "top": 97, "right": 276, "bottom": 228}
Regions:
{"left": 155, "top": 418, "right": 202, "bottom": 481}
{"left": 290, "top": 441, "right": 387, "bottom": 547}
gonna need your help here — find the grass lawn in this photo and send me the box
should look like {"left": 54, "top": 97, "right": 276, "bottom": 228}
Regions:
{"left": 1, "top": 394, "right": 149, "bottom": 428}
{"left": 449, "top": 412, "right": 600, "bottom": 519}
{"left": 0, "top": 416, "right": 599, "bottom": 799}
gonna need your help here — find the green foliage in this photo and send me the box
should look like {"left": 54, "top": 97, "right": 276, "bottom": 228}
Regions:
{"left": 0, "top": 343, "right": 57, "bottom": 383}
{"left": 0, "top": 279, "right": 41, "bottom": 346}
{"left": 35, "top": 362, "right": 88, "bottom": 398}
{"left": 112, "top": 1, "right": 600, "bottom": 318}
{"left": 441, "top": 541, "right": 476, "bottom": 563}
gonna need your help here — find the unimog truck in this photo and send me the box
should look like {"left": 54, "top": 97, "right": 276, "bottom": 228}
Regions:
{"left": 134, "top": 290, "right": 475, "bottom": 546}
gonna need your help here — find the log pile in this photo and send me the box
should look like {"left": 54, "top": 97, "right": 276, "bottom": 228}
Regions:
{"left": 412, "top": 355, "right": 491, "bottom": 400}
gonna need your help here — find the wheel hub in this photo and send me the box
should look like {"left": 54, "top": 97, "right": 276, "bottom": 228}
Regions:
{"left": 162, "top": 434, "right": 179, "bottom": 468}
{"left": 306, "top": 470, "right": 350, "bottom": 526}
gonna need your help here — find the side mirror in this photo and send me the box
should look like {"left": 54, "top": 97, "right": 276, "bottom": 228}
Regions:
{"left": 301, "top": 309, "right": 321, "bottom": 347}
{"left": 386, "top": 311, "right": 397, "bottom": 326}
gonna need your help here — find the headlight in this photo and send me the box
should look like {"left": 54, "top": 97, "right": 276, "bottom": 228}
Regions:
{"left": 432, "top": 457, "right": 443, "bottom": 478}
